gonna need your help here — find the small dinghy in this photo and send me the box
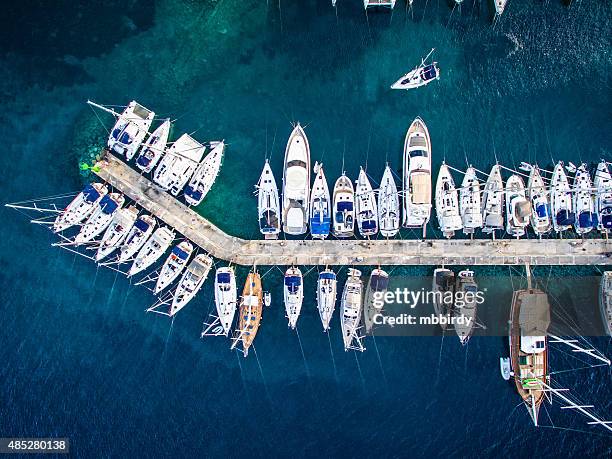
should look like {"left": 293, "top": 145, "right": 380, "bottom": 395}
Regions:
{"left": 332, "top": 174, "right": 355, "bottom": 238}
{"left": 550, "top": 161, "right": 574, "bottom": 233}
{"left": 169, "top": 254, "right": 213, "bottom": 316}
{"left": 481, "top": 164, "right": 504, "bottom": 235}
{"left": 573, "top": 163, "right": 597, "bottom": 235}
{"left": 378, "top": 165, "right": 400, "bottom": 238}
{"left": 95, "top": 205, "right": 139, "bottom": 261}
{"left": 128, "top": 226, "right": 175, "bottom": 277}
{"left": 154, "top": 241, "right": 194, "bottom": 294}
{"left": 75, "top": 193, "right": 125, "bottom": 244}
{"left": 284, "top": 266, "right": 304, "bottom": 329}
{"left": 107, "top": 101, "right": 155, "bottom": 159}
{"left": 363, "top": 268, "right": 389, "bottom": 334}
{"left": 526, "top": 165, "right": 552, "bottom": 236}
{"left": 432, "top": 268, "right": 454, "bottom": 331}
{"left": 256, "top": 160, "right": 281, "bottom": 239}
{"left": 594, "top": 161, "right": 612, "bottom": 234}
{"left": 341, "top": 268, "right": 364, "bottom": 352}
{"left": 505, "top": 174, "right": 531, "bottom": 238}
{"left": 184, "top": 141, "right": 225, "bottom": 206}
{"left": 309, "top": 162, "right": 332, "bottom": 239}
{"left": 403, "top": 117, "right": 432, "bottom": 230}
{"left": 317, "top": 269, "right": 337, "bottom": 332}
{"left": 282, "top": 123, "right": 311, "bottom": 235}
{"left": 391, "top": 49, "right": 440, "bottom": 91}
{"left": 153, "top": 133, "right": 206, "bottom": 195}
{"left": 263, "top": 291, "right": 272, "bottom": 307}
{"left": 454, "top": 270, "right": 478, "bottom": 345}
{"left": 135, "top": 119, "right": 171, "bottom": 173}
{"left": 459, "top": 167, "right": 482, "bottom": 235}
{"left": 53, "top": 183, "right": 108, "bottom": 232}
{"left": 435, "top": 163, "right": 463, "bottom": 238}
{"left": 118, "top": 214, "right": 156, "bottom": 263}
{"left": 215, "top": 267, "right": 237, "bottom": 335}
{"left": 355, "top": 168, "right": 379, "bottom": 237}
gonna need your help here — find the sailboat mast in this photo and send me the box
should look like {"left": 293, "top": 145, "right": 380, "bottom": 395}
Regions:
{"left": 87, "top": 100, "right": 121, "bottom": 117}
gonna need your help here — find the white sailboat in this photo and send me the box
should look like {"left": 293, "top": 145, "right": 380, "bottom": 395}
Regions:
{"left": 432, "top": 268, "right": 454, "bottom": 330}
{"left": 282, "top": 124, "right": 311, "bottom": 235}
{"left": 454, "top": 270, "right": 477, "bottom": 345}
{"left": 184, "top": 141, "right": 225, "bottom": 206}
{"left": 573, "top": 163, "right": 597, "bottom": 235}
{"left": 390, "top": 49, "right": 440, "bottom": 91}
{"left": 527, "top": 165, "right": 552, "bottom": 236}
{"left": 355, "top": 168, "right": 378, "bottom": 237}
{"left": 309, "top": 162, "right": 332, "bottom": 240}
{"left": 53, "top": 183, "right": 108, "bottom": 232}
{"left": 505, "top": 174, "right": 531, "bottom": 238}
{"left": 341, "top": 268, "right": 364, "bottom": 351}
{"left": 256, "top": 160, "right": 281, "bottom": 239}
{"left": 594, "top": 161, "right": 612, "bottom": 233}
{"left": 494, "top": 0, "right": 508, "bottom": 16}
{"left": 435, "top": 163, "right": 462, "bottom": 238}
{"left": 74, "top": 193, "right": 125, "bottom": 244}
{"left": 169, "top": 254, "right": 213, "bottom": 316}
{"left": 332, "top": 174, "right": 355, "bottom": 238}
{"left": 378, "top": 165, "right": 400, "bottom": 237}
{"left": 284, "top": 266, "right": 304, "bottom": 329}
{"left": 153, "top": 133, "right": 205, "bottom": 195}
{"left": 403, "top": 117, "right": 432, "bottom": 230}
{"left": 481, "top": 164, "right": 504, "bottom": 235}
{"left": 95, "top": 205, "right": 139, "bottom": 261}
{"left": 459, "top": 167, "right": 482, "bottom": 235}
{"left": 214, "top": 267, "right": 237, "bottom": 335}
{"left": 154, "top": 241, "right": 194, "bottom": 294}
{"left": 117, "top": 214, "right": 156, "bottom": 263}
{"left": 550, "top": 161, "right": 574, "bottom": 233}
{"left": 106, "top": 100, "right": 155, "bottom": 159}
{"left": 128, "top": 226, "right": 175, "bottom": 277}
{"left": 135, "top": 119, "right": 171, "bottom": 173}
{"left": 317, "top": 269, "right": 337, "bottom": 332}
{"left": 363, "top": 268, "right": 389, "bottom": 334}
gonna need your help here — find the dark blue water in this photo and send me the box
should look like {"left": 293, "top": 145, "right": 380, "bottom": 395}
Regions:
{"left": 1, "top": 1, "right": 611, "bottom": 457}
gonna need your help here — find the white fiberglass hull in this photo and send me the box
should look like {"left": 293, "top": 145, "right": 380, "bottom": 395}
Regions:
{"left": 550, "top": 162, "right": 573, "bottom": 233}
{"left": 128, "top": 227, "right": 175, "bottom": 277}
{"left": 309, "top": 162, "right": 331, "bottom": 240}
{"left": 215, "top": 267, "right": 237, "bottom": 335}
{"left": 403, "top": 117, "right": 432, "bottom": 228}
{"left": 75, "top": 193, "right": 125, "bottom": 244}
{"left": 282, "top": 124, "right": 311, "bottom": 235}
{"left": 184, "top": 141, "right": 225, "bottom": 206}
{"left": 594, "top": 161, "right": 612, "bottom": 233}
{"left": 317, "top": 269, "right": 337, "bottom": 332}
{"left": 95, "top": 206, "right": 138, "bottom": 261}
{"left": 284, "top": 267, "right": 304, "bottom": 329}
{"left": 257, "top": 160, "right": 281, "bottom": 238}
{"left": 135, "top": 119, "right": 171, "bottom": 173}
{"left": 341, "top": 269, "right": 363, "bottom": 351}
{"left": 355, "top": 168, "right": 378, "bottom": 237}
{"left": 505, "top": 174, "right": 530, "bottom": 238}
{"left": 53, "top": 183, "right": 108, "bottom": 232}
{"left": 459, "top": 167, "right": 482, "bottom": 234}
{"left": 481, "top": 164, "right": 504, "bottom": 234}
{"left": 118, "top": 215, "right": 156, "bottom": 263}
{"left": 170, "top": 254, "right": 212, "bottom": 316}
{"left": 153, "top": 133, "right": 205, "bottom": 195}
{"left": 435, "top": 164, "right": 462, "bottom": 238}
{"left": 378, "top": 166, "right": 400, "bottom": 237}
{"left": 527, "top": 166, "right": 551, "bottom": 236}
{"left": 108, "top": 101, "right": 155, "bottom": 159}
{"left": 332, "top": 174, "right": 355, "bottom": 238}
{"left": 573, "top": 164, "right": 596, "bottom": 235}
{"left": 154, "top": 241, "right": 194, "bottom": 294}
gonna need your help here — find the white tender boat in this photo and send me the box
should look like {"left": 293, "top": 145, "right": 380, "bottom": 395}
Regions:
{"left": 317, "top": 269, "right": 337, "bottom": 332}
{"left": 341, "top": 268, "right": 364, "bottom": 351}
{"left": 284, "top": 266, "right": 304, "bottom": 329}
{"left": 256, "top": 159, "right": 281, "bottom": 239}
{"left": 184, "top": 141, "right": 225, "bottom": 206}
{"left": 309, "top": 162, "right": 332, "bottom": 239}
{"left": 481, "top": 164, "right": 504, "bottom": 235}
{"left": 550, "top": 161, "right": 574, "bottom": 232}
{"left": 282, "top": 124, "right": 310, "bottom": 235}
{"left": 454, "top": 270, "right": 477, "bottom": 345}
{"left": 459, "top": 167, "right": 482, "bottom": 235}
{"left": 505, "top": 174, "right": 531, "bottom": 238}
{"left": 215, "top": 267, "right": 237, "bottom": 335}
{"left": 390, "top": 49, "right": 440, "bottom": 91}
{"left": 363, "top": 268, "right": 389, "bottom": 334}
{"left": 169, "top": 254, "right": 213, "bottom": 316}
{"left": 378, "top": 165, "right": 400, "bottom": 237}
{"left": 494, "top": 0, "right": 508, "bottom": 16}
{"left": 573, "top": 163, "right": 597, "bottom": 235}
{"left": 53, "top": 183, "right": 108, "bottom": 232}
{"left": 95, "top": 205, "right": 139, "bottom": 261}
{"left": 107, "top": 101, "right": 155, "bottom": 159}
{"left": 135, "top": 119, "right": 171, "bottom": 173}
{"left": 432, "top": 267, "right": 454, "bottom": 331}
{"left": 403, "top": 117, "right": 432, "bottom": 229}
{"left": 118, "top": 214, "right": 156, "bottom": 263}
{"left": 332, "top": 174, "right": 355, "bottom": 238}
{"left": 435, "top": 163, "right": 463, "bottom": 238}
{"left": 594, "top": 161, "right": 612, "bottom": 233}
{"left": 154, "top": 241, "right": 194, "bottom": 294}
{"left": 75, "top": 193, "right": 125, "bottom": 244}
{"left": 153, "top": 133, "right": 205, "bottom": 195}
{"left": 128, "top": 226, "right": 175, "bottom": 277}
{"left": 500, "top": 357, "right": 511, "bottom": 381}
{"left": 355, "top": 168, "right": 379, "bottom": 237}
{"left": 527, "top": 166, "right": 552, "bottom": 236}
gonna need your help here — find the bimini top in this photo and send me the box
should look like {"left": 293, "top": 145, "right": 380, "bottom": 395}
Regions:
{"left": 311, "top": 216, "right": 331, "bottom": 235}
{"left": 285, "top": 276, "right": 301, "bottom": 293}
{"left": 183, "top": 185, "right": 202, "bottom": 203}
{"left": 370, "top": 274, "right": 389, "bottom": 292}
{"left": 217, "top": 272, "right": 231, "bottom": 284}
{"left": 536, "top": 204, "right": 548, "bottom": 218}
{"left": 411, "top": 172, "right": 431, "bottom": 205}
{"left": 362, "top": 219, "right": 377, "bottom": 231}
{"left": 601, "top": 209, "right": 612, "bottom": 229}
{"left": 556, "top": 209, "right": 575, "bottom": 226}
{"left": 578, "top": 211, "right": 598, "bottom": 228}
{"left": 319, "top": 272, "right": 336, "bottom": 280}
{"left": 422, "top": 64, "right": 438, "bottom": 81}
{"left": 171, "top": 245, "right": 189, "bottom": 260}
{"left": 100, "top": 195, "right": 119, "bottom": 215}
{"left": 134, "top": 218, "right": 151, "bottom": 232}
{"left": 260, "top": 211, "right": 280, "bottom": 233}
{"left": 337, "top": 201, "right": 353, "bottom": 212}
{"left": 83, "top": 184, "right": 101, "bottom": 203}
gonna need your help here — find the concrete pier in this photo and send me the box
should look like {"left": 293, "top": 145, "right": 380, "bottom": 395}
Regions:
{"left": 94, "top": 152, "right": 612, "bottom": 267}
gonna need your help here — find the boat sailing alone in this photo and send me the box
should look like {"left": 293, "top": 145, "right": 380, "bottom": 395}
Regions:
{"left": 184, "top": 141, "right": 225, "bottom": 206}
{"left": 378, "top": 165, "right": 400, "bottom": 237}
{"left": 256, "top": 160, "right": 281, "bottom": 239}
{"left": 135, "top": 119, "right": 171, "bottom": 173}
{"left": 317, "top": 269, "right": 337, "bottom": 332}
{"left": 355, "top": 168, "right": 379, "bottom": 237}
{"left": 153, "top": 133, "right": 205, "bottom": 196}
{"left": 284, "top": 266, "right": 304, "bottom": 329}
{"left": 481, "top": 164, "right": 504, "bottom": 236}
{"left": 53, "top": 183, "right": 108, "bottom": 233}
{"left": 309, "top": 162, "right": 332, "bottom": 239}
{"left": 435, "top": 163, "right": 462, "bottom": 238}
{"left": 403, "top": 117, "right": 432, "bottom": 234}
{"left": 332, "top": 174, "right": 355, "bottom": 238}
{"left": 459, "top": 166, "right": 482, "bottom": 235}
{"left": 390, "top": 48, "right": 440, "bottom": 91}
{"left": 341, "top": 268, "right": 365, "bottom": 352}
{"left": 282, "top": 123, "right": 311, "bottom": 235}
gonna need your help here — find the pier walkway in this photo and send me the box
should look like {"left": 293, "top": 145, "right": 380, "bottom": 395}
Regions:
{"left": 94, "top": 152, "right": 612, "bottom": 267}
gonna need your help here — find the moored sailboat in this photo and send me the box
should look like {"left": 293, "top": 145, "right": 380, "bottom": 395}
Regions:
{"left": 403, "top": 117, "right": 432, "bottom": 231}
{"left": 75, "top": 193, "right": 125, "bottom": 244}
{"left": 454, "top": 270, "right": 478, "bottom": 345}
{"left": 95, "top": 205, "right": 139, "bottom": 261}
{"left": 128, "top": 226, "right": 175, "bottom": 277}
{"left": 118, "top": 214, "right": 156, "bottom": 263}
{"left": 235, "top": 270, "right": 263, "bottom": 357}
{"left": 594, "top": 161, "right": 612, "bottom": 233}
{"left": 284, "top": 266, "right": 304, "bottom": 329}
{"left": 169, "top": 253, "right": 213, "bottom": 316}
{"left": 363, "top": 268, "right": 389, "bottom": 334}
{"left": 135, "top": 119, "right": 171, "bottom": 172}
{"left": 573, "top": 163, "right": 597, "bottom": 235}
{"left": 153, "top": 133, "right": 205, "bottom": 195}
{"left": 378, "top": 165, "right": 400, "bottom": 237}
{"left": 341, "top": 268, "right": 364, "bottom": 351}
{"left": 527, "top": 165, "right": 552, "bottom": 236}
{"left": 550, "top": 161, "right": 574, "bottom": 233}
{"left": 154, "top": 241, "right": 194, "bottom": 294}
{"left": 505, "top": 174, "right": 531, "bottom": 238}
{"left": 282, "top": 124, "right": 310, "bottom": 235}
{"left": 317, "top": 269, "right": 337, "bottom": 332}
{"left": 459, "top": 167, "right": 482, "bottom": 235}
{"left": 432, "top": 268, "right": 454, "bottom": 331}
{"left": 481, "top": 164, "right": 504, "bottom": 235}
{"left": 215, "top": 266, "right": 237, "bottom": 336}
{"left": 256, "top": 160, "right": 281, "bottom": 239}
{"left": 332, "top": 174, "right": 355, "bottom": 238}
{"left": 184, "top": 141, "right": 225, "bottom": 206}
{"left": 53, "top": 183, "right": 108, "bottom": 232}
{"left": 355, "top": 168, "right": 378, "bottom": 237}
{"left": 106, "top": 100, "right": 155, "bottom": 159}
{"left": 309, "top": 162, "right": 331, "bottom": 239}
{"left": 435, "top": 163, "right": 462, "bottom": 238}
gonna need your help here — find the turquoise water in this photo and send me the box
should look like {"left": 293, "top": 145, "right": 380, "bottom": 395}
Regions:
{"left": 1, "top": 1, "right": 611, "bottom": 457}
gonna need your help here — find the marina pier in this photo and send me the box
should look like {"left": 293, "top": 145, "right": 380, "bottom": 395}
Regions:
{"left": 94, "top": 151, "right": 612, "bottom": 267}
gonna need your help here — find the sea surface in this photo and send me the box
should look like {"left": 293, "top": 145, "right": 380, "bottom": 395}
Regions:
{"left": 1, "top": 1, "right": 611, "bottom": 457}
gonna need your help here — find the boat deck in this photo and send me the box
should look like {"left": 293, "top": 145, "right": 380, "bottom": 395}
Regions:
{"left": 94, "top": 151, "right": 612, "bottom": 267}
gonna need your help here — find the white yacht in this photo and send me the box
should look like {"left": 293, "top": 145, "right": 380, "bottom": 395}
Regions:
{"left": 390, "top": 49, "right": 440, "bottom": 91}
{"left": 95, "top": 205, "right": 138, "bottom": 261}
{"left": 53, "top": 183, "right": 108, "bottom": 232}
{"left": 282, "top": 124, "right": 310, "bottom": 235}
{"left": 284, "top": 266, "right": 304, "bottom": 330}
{"left": 309, "top": 162, "right": 332, "bottom": 239}
{"left": 107, "top": 101, "right": 155, "bottom": 158}
{"left": 432, "top": 268, "right": 454, "bottom": 331}
{"left": 454, "top": 270, "right": 477, "bottom": 345}
{"left": 573, "top": 163, "right": 597, "bottom": 235}
{"left": 135, "top": 119, "right": 171, "bottom": 173}
{"left": 435, "top": 163, "right": 462, "bottom": 238}
{"left": 118, "top": 214, "right": 156, "bottom": 263}
{"left": 494, "top": 0, "right": 508, "bottom": 16}
{"left": 256, "top": 159, "right": 281, "bottom": 239}
{"left": 594, "top": 161, "right": 612, "bottom": 233}
{"left": 481, "top": 164, "right": 504, "bottom": 235}
{"left": 505, "top": 174, "right": 531, "bottom": 238}
{"left": 527, "top": 166, "right": 552, "bottom": 236}
{"left": 355, "top": 168, "right": 378, "bottom": 237}
{"left": 128, "top": 226, "right": 175, "bottom": 277}
{"left": 363, "top": 268, "right": 389, "bottom": 334}
{"left": 317, "top": 269, "right": 337, "bottom": 332}
{"left": 153, "top": 133, "right": 205, "bottom": 195}
{"left": 378, "top": 165, "right": 400, "bottom": 237}
{"left": 214, "top": 267, "right": 237, "bottom": 335}
{"left": 154, "top": 241, "right": 194, "bottom": 294}
{"left": 332, "top": 174, "right": 355, "bottom": 238}
{"left": 403, "top": 117, "right": 432, "bottom": 230}
{"left": 184, "top": 141, "right": 225, "bottom": 206}
{"left": 459, "top": 166, "right": 482, "bottom": 235}
{"left": 341, "top": 268, "right": 364, "bottom": 351}
{"left": 75, "top": 193, "right": 125, "bottom": 244}
{"left": 550, "top": 161, "right": 574, "bottom": 232}
{"left": 169, "top": 254, "right": 213, "bottom": 316}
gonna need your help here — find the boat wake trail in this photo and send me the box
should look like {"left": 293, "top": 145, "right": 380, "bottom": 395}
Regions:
{"left": 505, "top": 33, "right": 523, "bottom": 58}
